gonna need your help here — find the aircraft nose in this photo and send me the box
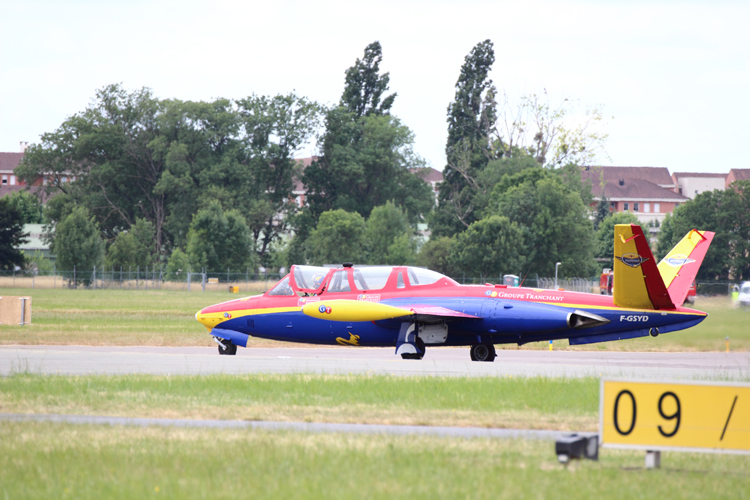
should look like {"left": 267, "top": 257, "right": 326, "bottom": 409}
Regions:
{"left": 195, "top": 307, "right": 224, "bottom": 331}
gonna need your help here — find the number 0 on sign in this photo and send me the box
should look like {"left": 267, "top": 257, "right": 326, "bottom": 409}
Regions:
{"left": 600, "top": 379, "right": 750, "bottom": 454}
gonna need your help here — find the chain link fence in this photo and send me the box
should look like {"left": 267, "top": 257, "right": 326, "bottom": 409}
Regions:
{"left": 1, "top": 268, "right": 743, "bottom": 296}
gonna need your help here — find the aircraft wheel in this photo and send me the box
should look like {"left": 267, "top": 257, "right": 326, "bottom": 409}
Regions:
{"left": 217, "top": 338, "right": 237, "bottom": 355}
{"left": 649, "top": 328, "right": 660, "bottom": 338}
{"left": 401, "top": 338, "right": 426, "bottom": 360}
{"left": 470, "top": 343, "right": 496, "bottom": 362}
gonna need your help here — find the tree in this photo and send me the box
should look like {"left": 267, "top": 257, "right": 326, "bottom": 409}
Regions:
{"left": 53, "top": 206, "right": 105, "bottom": 279}
{"left": 495, "top": 90, "right": 609, "bottom": 168}
{"left": 340, "top": 41, "right": 396, "bottom": 118}
{"left": 4, "top": 190, "right": 43, "bottom": 224}
{"left": 306, "top": 210, "right": 367, "bottom": 265}
{"left": 0, "top": 197, "right": 29, "bottom": 270}
{"left": 416, "top": 236, "right": 457, "bottom": 276}
{"left": 186, "top": 202, "right": 255, "bottom": 272}
{"left": 303, "top": 43, "right": 433, "bottom": 226}
{"left": 105, "top": 218, "right": 156, "bottom": 270}
{"left": 595, "top": 211, "right": 641, "bottom": 264}
{"left": 365, "top": 202, "right": 416, "bottom": 265}
{"left": 593, "top": 194, "right": 610, "bottom": 231}
{"left": 451, "top": 216, "right": 524, "bottom": 280}
{"left": 485, "top": 169, "right": 598, "bottom": 277}
{"left": 165, "top": 247, "right": 190, "bottom": 280}
{"left": 657, "top": 184, "right": 750, "bottom": 279}
{"left": 432, "top": 39, "right": 498, "bottom": 237}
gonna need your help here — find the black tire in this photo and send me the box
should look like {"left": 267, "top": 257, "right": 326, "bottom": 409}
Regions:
{"left": 217, "top": 338, "right": 237, "bottom": 355}
{"left": 401, "top": 338, "right": 426, "bottom": 360}
{"left": 470, "top": 343, "right": 496, "bottom": 362}
{"left": 649, "top": 328, "right": 660, "bottom": 338}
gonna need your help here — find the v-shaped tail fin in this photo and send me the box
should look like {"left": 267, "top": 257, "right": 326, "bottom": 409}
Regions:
{"left": 613, "top": 224, "right": 674, "bottom": 310}
{"left": 657, "top": 229, "right": 715, "bottom": 306}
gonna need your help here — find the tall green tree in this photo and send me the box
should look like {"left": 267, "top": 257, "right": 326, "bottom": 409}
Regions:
{"left": 416, "top": 236, "right": 457, "bottom": 276}
{"left": 451, "top": 216, "right": 524, "bottom": 280}
{"left": 365, "top": 201, "right": 416, "bottom": 265}
{"left": 186, "top": 202, "right": 255, "bottom": 272}
{"left": 432, "top": 39, "right": 498, "bottom": 237}
{"left": 53, "top": 206, "right": 105, "bottom": 277}
{"left": 484, "top": 169, "right": 597, "bottom": 277}
{"left": 0, "top": 197, "right": 29, "bottom": 270}
{"left": 4, "top": 190, "right": 43, "bottom": 224}
{"left": 306, "top": 209, "right": 367, "bottom": 265}
{"left": 303, "top": 42, "right": 433, "bottom": 226}
{"left": 105, "top": 218, "right": 156, "bottom": 270}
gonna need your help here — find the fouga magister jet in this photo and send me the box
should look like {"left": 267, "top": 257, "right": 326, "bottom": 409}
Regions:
{"left": 196, "top": 225, "right": 714, "bottom": 361}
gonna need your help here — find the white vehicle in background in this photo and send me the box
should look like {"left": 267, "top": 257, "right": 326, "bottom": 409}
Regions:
{"left": 739, "top": 282, "right": 750, "bottom": 308}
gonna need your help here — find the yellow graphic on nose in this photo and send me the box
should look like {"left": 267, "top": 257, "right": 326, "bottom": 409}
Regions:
{"left": 336, "top": 332, "right": 361, "bottom": 346}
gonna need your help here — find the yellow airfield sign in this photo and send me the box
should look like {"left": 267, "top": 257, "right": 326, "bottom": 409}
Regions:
{"left": 600, "top": 379, "right": 750, "bottom": 454}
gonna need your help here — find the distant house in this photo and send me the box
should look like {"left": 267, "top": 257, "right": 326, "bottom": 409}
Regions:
{"left": 0, "top": 151, "right": 26, "bottom": 195}
{"left": 412, "top": 167, "right": 443, "bottom": 201}
{"left": 726, "top": 169, "right": 750, "bottom": 189}
{"left": 672, "top": 172, "right": 727, "bottom": 199}
{"left": 580, "top": 166, "right": 689, "bottom": 224}
{"left": 18, "top": 224, "right": 55, "bottom": 262}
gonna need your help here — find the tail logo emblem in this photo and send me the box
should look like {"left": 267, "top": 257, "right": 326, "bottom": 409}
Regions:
{"left": 664, "top": 254, "right": 696, "bottom": 267}
{"left": 616, "top": 253, "right": 649, "bottom": 268}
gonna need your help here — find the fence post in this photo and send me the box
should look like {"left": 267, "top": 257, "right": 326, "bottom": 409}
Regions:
{"left": 188, "top": 271, "right": 191, "bottom": 292}
{"left": 74, "top": 265, "right": 77, "bottom": 289}
{"left": 202, "top": 272, "right": 206, "bottom": 292}
{"left": 128, "top": 266, "right": 131, "bottom": 290}
{"left": 93, "top": 265, "right": 96, "bottom": 290}
{"left": 13, "top": 267, "right": 15, "bottom": 288}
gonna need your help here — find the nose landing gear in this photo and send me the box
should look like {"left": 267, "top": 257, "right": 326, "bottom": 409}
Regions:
{"left": 214, "top": 336, "right": 237, "bottom": 355}
{"left": 470, "top": 343, "right": 496, "bottom": 362}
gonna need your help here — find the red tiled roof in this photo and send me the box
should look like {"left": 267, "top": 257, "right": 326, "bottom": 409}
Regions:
{"left": 672, "top": 172, "right": 726, "bottom": 179}
{"left": 728, "top": 169, "right": 750, "bottom": 181}
{"left": 0, "top": 152, "right": 24, "bottom": 172}
{"left": 590, "top": 178, "right": 688, "bottom": 201}
{"left": 581, "top": 165, "right": 674, "bottom": 187}
{"left": 411, "top": 167, "right": 443, "bottom": 183}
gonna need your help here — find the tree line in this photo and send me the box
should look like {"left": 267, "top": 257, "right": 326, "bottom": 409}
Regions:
{"left": 2, "top": 39, "right": 748, "bottom": 281}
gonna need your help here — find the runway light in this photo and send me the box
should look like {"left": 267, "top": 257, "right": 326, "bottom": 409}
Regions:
{"left": 555, "top": 434, "right": 598, "bottom": 464}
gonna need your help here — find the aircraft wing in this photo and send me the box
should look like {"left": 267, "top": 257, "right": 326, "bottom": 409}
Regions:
{"left": 301, "top": 300, "right": 479, "bottom": 322}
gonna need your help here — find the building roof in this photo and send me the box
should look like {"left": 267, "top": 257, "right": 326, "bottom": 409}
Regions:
{"left": 412, "top": 167, "right": 443, "bottom": 183}
{"left": 580, "top": 165, "right": 675, "bottom": 187}
{"left": 592, "top": 178, "right": 689, "bottom": 201}
{"left": 0, "top": 152, "right": 24, "bottom": 172}
{"left": 672, "top": 172, "right": 727, "bottom": 179}
{"left": 728, "top": 169, "right": 750, "bottom": 182}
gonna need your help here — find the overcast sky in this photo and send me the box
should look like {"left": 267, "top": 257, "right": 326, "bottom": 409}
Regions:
{"left": 1, "top": 0, "right": 747, "bottom": 174}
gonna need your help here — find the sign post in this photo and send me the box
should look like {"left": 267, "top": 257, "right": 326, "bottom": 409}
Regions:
{"left": 600, "top": 379, "right": 750, "bottom": 467}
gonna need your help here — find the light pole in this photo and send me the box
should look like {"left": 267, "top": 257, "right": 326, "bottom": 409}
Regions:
{"left": 555, "top": 262, "right": 562, "bottom": 289}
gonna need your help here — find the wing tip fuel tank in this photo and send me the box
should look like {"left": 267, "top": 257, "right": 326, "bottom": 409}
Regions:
{"left": 301, "top": 300, "right": 413, "bottom": 322}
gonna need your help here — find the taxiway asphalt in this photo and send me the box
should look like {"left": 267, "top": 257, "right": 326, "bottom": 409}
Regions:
{"left": 1, "top": 345, "right": 748, "bottom": 379}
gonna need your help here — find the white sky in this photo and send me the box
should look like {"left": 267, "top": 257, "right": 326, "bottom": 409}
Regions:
{"left": 1, "top": 0, "right": 748, "bottom": 173}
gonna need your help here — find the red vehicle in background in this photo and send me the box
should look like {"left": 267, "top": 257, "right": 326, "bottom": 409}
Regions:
{"left": 684, "top": 280, "right": 697, "bottom": 305}
{"left": 599, "top": 269, "right": 613, "bottom": 295}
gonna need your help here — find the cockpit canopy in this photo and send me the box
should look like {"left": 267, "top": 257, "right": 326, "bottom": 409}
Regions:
{"left": 267, "top": 265, "right": 457, "bottom": 296}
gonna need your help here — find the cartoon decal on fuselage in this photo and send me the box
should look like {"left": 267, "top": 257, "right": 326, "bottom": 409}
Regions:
{"left": 196, "top": 225, "right": 715, "bottom": 362}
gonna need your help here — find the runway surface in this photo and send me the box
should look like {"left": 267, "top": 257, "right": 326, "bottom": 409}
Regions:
{"left": 0, "top": 412, "right": 586, "bottom": 440}
{"left": 2, "top": 345, "right": 749, "bottom": 379}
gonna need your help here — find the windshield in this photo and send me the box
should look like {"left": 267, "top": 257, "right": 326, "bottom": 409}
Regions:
{"left": 327, "top": 269, "right": 352, "bottom": 292}
{"left": 353, "top": 267, "right": 391, "bottom": 291}
{"left": 406, "top": 267, "right": 454, "bottom": 286}
{"left": 742, "top": 285, "right": 750, "bottom": 294}
{"left": 268, "top": 276, "right": 294, "bottom": 296}
{"left": 291, "top": 265, "right": 330, "bottom": 293}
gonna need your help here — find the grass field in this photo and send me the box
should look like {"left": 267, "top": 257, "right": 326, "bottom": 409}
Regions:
{"left": 1, "top": 288, "right": 748, "bottom": 351}
{"left": 1, "top": 421, "right": 748, "bottom": 500}
{"left": 0, "top": 373, "right": 599, "bottom": 430}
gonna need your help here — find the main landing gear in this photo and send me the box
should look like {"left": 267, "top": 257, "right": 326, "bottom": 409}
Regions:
{"left": 214, "top": 337, "right": 237, "bottom": 355}
{"left": 470, "top": 343, "right": 496, "bottom": 362}
{"left": 401, "top": 337, "right": 426, "bottom": 360}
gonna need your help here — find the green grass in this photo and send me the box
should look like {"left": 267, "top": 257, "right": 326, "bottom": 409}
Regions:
{"left": 1, "top": 421, "right": 748, "bottom": 499}
{"left": 0, "top": 373, "right": 599, "bottom": 430}
{"left": 1, "top": 288, "right": 748, "bottom": 351}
